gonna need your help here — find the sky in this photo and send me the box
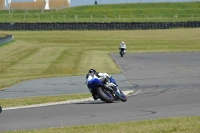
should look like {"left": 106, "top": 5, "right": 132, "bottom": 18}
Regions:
{"left": 9, "top": 0, "right": 196, "bottom": 7}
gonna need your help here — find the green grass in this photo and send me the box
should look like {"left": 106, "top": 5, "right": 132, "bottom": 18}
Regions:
{"left": 3, "top": 116, "right": 200, "bottom": 133}
{"left": 0, "top": 93, "right": 91, "bottom": 108}
{"left": 0, "top": 2, "right": 200, "bottom": 22}
{"left": 0, "top": 34, "right": 7, "bottom": 37}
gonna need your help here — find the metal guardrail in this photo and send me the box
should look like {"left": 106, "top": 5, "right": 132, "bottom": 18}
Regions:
{"left": 0, "top": 35, "right": 14, "bottom": 46}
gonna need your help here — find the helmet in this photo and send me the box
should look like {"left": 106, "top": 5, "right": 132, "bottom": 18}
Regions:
{"left": 88, "top": 69, "right": 96, "bottom": 74}
{"left": 122, "top": 42, "right": 124, "bottom": 45}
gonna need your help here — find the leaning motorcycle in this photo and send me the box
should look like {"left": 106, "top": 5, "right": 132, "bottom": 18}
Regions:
{"left": 119, "top": 48, "right": 125, "bottom": 57}
{"left": 87, "top": 77, "right": 127, "bottom": 103}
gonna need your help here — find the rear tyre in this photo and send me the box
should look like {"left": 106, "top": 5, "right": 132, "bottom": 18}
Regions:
{"left": 97, "top": 87, "right": 114, "bottom": 103}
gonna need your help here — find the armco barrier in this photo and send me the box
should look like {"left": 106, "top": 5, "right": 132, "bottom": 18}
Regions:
{"left": 0, "top": 35, "right": 14, "bottom": 46}
{"left": 0, "top": 22, "right": 199, "bottom": 30}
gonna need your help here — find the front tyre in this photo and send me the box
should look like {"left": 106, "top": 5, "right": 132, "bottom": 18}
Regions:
{"left": 119, "top": 90, "right": 127, "bottom": 102}
{"left": 115, "top": 89, "right": 127, "bottom": 102}
{"left": 120, "top": 51, "right": 123, "bottom": 57}
{"left": 97, "top": 87, "right": 114, "bottom": 103}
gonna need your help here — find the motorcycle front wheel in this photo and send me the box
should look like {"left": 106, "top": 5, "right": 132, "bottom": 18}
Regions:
{"left": 97, "top": 87, "right": 114, "bottom": 103}
{"left": 119, "top": 90, "right": 127, "bottom": 102}
{"left": 120, "top": 51, "right": 124, "bottom": 57}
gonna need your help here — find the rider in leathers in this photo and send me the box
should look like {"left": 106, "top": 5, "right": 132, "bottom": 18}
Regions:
{"left": 86, "top": 69, "right": 119, "bottom": 100}
{"left": 119, "top": 41, "right": 126, "bottom": 54}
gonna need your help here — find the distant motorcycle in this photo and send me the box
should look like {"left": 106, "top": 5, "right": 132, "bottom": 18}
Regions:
{"left": 120, "top": 48, "right": 125, "bottom": 57}
{"left": 87, "top": 77, "right": 127, "bottom": 103}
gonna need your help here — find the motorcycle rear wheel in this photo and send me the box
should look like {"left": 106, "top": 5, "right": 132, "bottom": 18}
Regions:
{"left": 97, "top": 87, "right": 114, "bottom": 103}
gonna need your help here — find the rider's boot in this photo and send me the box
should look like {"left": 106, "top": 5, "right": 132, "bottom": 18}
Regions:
{"left": 103, "top": 84, "right": 114, "bottom": 93}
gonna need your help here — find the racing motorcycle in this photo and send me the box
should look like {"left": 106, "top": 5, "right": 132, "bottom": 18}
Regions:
{"left": 87, "top": 77, "right": 127, "bottom": 103}
{"left": 120, "top": 48, "right": 125, "bottom": 57}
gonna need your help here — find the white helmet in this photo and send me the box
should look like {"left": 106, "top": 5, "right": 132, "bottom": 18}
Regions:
{"left": 122, "top": 42, "right": 124, "bottom": 45}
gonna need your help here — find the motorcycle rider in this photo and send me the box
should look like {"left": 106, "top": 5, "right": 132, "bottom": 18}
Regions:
{"left": 86, "top": 69, "right": 119, "bottom": 100}
{"left": 119, "top": 41, "right": 126, "bottom": 54}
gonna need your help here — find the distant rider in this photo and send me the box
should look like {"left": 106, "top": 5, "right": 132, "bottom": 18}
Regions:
{"left": 86, "top": 69, "right": 119, "bottom": 100}
{"left": 119, "top": 41, "right": 126, "bottom": 54}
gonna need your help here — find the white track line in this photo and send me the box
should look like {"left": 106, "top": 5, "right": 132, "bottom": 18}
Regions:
{"left": 3, "top": 90, "right": 139, "bottom": 111}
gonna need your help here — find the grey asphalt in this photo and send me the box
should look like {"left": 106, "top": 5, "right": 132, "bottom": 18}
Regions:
{"left": 0, "top": 52, "right": 200, "bottom": 132}
{"left": 0, "top": 75, "right": 133, "bottom": 99}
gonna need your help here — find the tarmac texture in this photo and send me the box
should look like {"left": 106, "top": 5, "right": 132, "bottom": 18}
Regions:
{"left": 0, "top": 74, "right": 132, "bottom": 99}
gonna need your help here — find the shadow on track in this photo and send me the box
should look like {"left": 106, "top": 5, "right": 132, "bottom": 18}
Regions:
{"left": 73, "top": 100, "right": 121, "bottom": 105}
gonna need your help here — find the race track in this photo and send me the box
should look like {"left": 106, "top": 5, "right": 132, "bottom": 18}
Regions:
{"left": 0, "top": 52, "right": 200, "bottom": 132}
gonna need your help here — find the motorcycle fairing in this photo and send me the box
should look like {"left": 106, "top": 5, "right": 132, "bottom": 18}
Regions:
{"left": 87, "top": 78, "right": 103, "bottom": 90}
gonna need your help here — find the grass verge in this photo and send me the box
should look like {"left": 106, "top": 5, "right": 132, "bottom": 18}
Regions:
{"left": 3, "top": 116, "right": 200, "bottom": 133}
{"left": 0, "top": 2, "right": 200, "bottom": 22}
{"left": 0, "top": 93, "right": 91, "bottom": 108}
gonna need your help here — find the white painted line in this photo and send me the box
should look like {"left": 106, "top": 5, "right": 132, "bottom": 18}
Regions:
{"left": 2, "top": 90, "right": 135, "bottom": 111}
{"left": 133, "top": 90, "right": 141, "bottom": 95}
{"left": 3, "top": 98, "right": 94, "bottom": 111}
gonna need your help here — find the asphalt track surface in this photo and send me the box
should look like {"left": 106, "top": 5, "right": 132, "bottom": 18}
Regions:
{"left": 0, "top": 75, "right": 132, "bottom": 99}
{"left": 0, "top": 52, "right": 200, "bottom": 132}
